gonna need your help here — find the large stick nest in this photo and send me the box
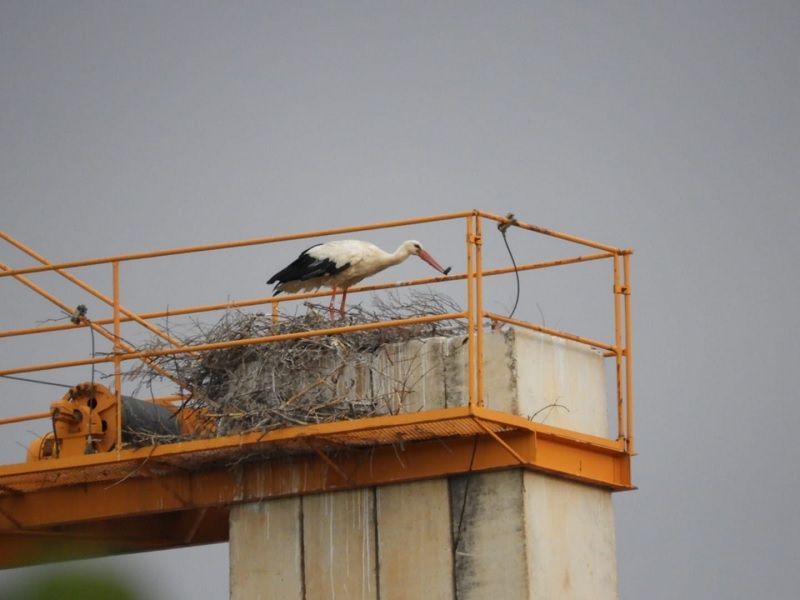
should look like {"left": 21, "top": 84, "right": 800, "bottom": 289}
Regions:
{"left": 128, "top": 291, "right": 464, "bottom": 440}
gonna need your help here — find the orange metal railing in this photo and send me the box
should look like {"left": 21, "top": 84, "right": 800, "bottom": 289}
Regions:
{"left": 0, "top": 210, "right": 634, "bottom": 455}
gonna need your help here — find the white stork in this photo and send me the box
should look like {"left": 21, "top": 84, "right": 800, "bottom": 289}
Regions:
{"left": 267, "top": 240, "right": 451, "bottom": 319}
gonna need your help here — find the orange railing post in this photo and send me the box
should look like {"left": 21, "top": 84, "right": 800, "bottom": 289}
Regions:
{"left": 465, "top": 214, "right": 476, "bottom": 408}
{"left": 623, "top": 252, "right": 634, "bottom": 455}
{"left": 613, "top": 255, "right": 624, "bottom": 441}
{"left": 474, "top": 214, "right": 485, "bottom": 408}
{"left": 113, "top": 261, "right": 122, "bottom": 455}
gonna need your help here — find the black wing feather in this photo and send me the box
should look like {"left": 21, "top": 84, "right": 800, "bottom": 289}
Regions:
{"left": 267, "top": 244, "right": 351, "bottom": 291}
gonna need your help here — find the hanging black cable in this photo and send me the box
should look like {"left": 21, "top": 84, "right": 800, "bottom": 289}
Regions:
{"left": 452, "top": 435, "right": 479, "bottom": 557}
{"left": 497, "top": 213, "right": 521, "bottom": 320}
{"left": 0, "top": 374, "right": 72, "bottom": 388}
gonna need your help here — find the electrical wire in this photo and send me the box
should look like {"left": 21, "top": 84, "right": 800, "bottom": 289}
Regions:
{"left": 452, "top": 434, "right": 479, "bottom": 556}
{"left": 497, "top": 214, "right": 520, "bottom": 320}
{"left": 0, "top": 307, "right": 97, "bottom": 391}
{"left": 0, "top": 374, "right": 72, "bottom": 389}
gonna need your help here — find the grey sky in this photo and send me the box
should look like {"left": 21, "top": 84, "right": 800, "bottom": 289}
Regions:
{"left": 2, "top": 2, "right": 799, "bottom": 598}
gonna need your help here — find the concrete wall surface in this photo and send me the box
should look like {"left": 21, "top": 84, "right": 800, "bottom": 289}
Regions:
{"left": 229, "top": 328, "right": 619, "bottom": 599}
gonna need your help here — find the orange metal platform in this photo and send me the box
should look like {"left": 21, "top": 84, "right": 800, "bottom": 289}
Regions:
{"left": 0, "top": 406, "right": 632, "bottom": 567}
{"left": 0, "top": 210, "right": 635, "bottom": 568}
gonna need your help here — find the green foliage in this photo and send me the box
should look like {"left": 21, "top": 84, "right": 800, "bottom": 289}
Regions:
{"left": 3, "top": 571, "right": 141, "bottom": 600}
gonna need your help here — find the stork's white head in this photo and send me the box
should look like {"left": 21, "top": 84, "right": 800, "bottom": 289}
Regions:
{"left": 399, "top": 240, "right": 449, "bottom": 274}
{"left": 400, "top": 240, "right": 424, "bottom": 256}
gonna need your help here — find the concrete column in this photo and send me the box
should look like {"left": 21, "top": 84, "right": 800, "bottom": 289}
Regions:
{"left": 376, "top": 479, "right": 454, "bottom": 600}
{"left": 302, "top": 488, "right": 377, "bottom": 600}
{"left": 450, "top": 470, "right": 530, "bottom": 599}
{"left": 229, "top": 498, "right": 303, "bottom": 600}
{"left": 523, "top": 472, "right": 618, "bottom": 598}
{"left": 229, "top": 328, "right": 619, "bottom": 599}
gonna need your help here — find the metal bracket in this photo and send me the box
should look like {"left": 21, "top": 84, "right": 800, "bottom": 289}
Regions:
{"left": 473, "top": 419, "right": 527, "bottom": 465}
{"left": 306, "top": 440, "right": 354, "bottom": 485}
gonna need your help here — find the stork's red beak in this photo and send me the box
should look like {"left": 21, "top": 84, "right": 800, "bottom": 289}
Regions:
{"left": 417, "top": 249, "right": 448, "bottom": 274}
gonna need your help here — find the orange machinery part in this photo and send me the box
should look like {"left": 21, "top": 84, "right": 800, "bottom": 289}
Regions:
{"left": 27, "top": 383, "right": 210, "bottom": 462}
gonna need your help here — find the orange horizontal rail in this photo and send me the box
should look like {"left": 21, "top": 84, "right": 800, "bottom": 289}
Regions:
{"left": 485, "top": 312, "right": 618, "bottom": 353}
{"left": 0, "top": 411, "right": 50, "bottom": 426}
{"left": 477, "top": 210, "right": 629, "bottom": 255}
{"left": 0, "top": 211, "right": 474, "bottom": 279}
{"left": 0, "top": 231, "right": 189, "bottom": 354}
{"left": 0, "top": 251, "right": 612, "bottom": 340}
{"left": 0, "top": 260, "right": 185, "bottom": 388}
{"left": 0, "top": 312, "right": 466, "bottom": 377}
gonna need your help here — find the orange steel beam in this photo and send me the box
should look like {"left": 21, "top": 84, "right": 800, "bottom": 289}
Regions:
{"left": 0, "top": 420, "right": 631, "bottom": 533}
{"left": 477, "top": 210, "right": 625, "bottom": 255}
{"left": 471, "top": 408, "right": 631, "bottom": 483}
{"left": 0, "top": 405, "right": 632, "bottom": 570}
{"left": 306, "top": 442, "right": 354, "bottom": 485}
{"left": 485, "top": 312, "right": 618, "bottom": 354}
{"left": 4, "top": 404, "right": 619, "bottom": 480}
{"left": 0, "top": 231, "right": 189, "bottom": 352}
{"left": 0, "top": 261, "right": 185, "bottom": 387}
{"left": 473, "top": 418, "right": 525, "bottom": 464}
{"left": 0, "top": 312, "right": 466, "bottom": 378}
{"left": 0, "top": 434, "right": 536, "bottom": 530}
{"left": 0, "top": 406, "right": 479, "bottom": 479}
{"left": 470, "top": 406, "right": 626, "bottom": 453}
{"left": 0, "top": 211, "right": 474, "bottom": 279}
{"left": 0, "top": 251, "right": 612, "bottom": 340}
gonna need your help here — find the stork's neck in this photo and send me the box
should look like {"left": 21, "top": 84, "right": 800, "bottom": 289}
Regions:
{"left": 386, "top": 244, "right": 413, "bottom": 266}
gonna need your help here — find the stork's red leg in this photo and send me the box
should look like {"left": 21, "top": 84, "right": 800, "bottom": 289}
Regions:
{"left": 339, "top": 288, "right": 348, "bottom": 320}
{"left": 328, "top": 287, "right": 337, "bottom": 320}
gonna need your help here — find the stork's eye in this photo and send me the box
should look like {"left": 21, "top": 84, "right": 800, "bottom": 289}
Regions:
{"left": 414, "top": 244, "right": 421, "bottom": 250}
